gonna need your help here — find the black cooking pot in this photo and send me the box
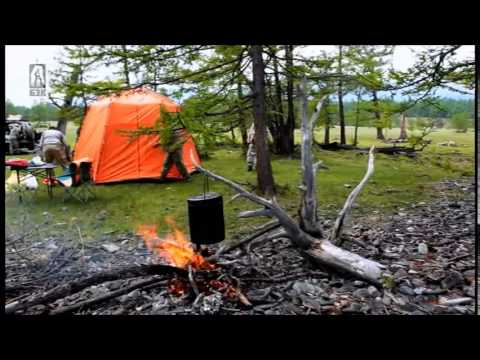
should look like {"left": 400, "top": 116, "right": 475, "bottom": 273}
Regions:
{"left": 187, "top": 192, "right": 225, "bottom": 245}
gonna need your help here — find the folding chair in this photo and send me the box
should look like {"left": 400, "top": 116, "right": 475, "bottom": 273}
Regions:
{"left": 56, "top": 160, "right": 96, "bottom": 203}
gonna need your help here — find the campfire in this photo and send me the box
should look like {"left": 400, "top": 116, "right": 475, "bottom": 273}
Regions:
{"left": 137, "top": 217, "right": 241, "bottom": 301}
{"left": 137, "top": 217, "right": 215, "bottom": 271}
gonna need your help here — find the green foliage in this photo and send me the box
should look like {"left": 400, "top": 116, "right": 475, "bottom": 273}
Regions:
{"left": 5, "top": 100, "right": 59, "bottom": 126}
{"left": 407, "top": 118, "right": 435, "bottom": 150}
{"left": 341, "top": 97, "right": 473, "bottom": 127}
{"left": 448, "top": 112, "right": 471, "bottom": 132}
{"left": 389, "top": 46, "right": 475, "bottom": 96}
{"left": 119, "top": 105, "right": 186, "bottom": 153}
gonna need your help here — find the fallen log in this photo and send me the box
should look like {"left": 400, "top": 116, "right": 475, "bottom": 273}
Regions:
{"left": 317, "top": 141, "right": 416, "bottom": 156}
{"left": 49, "top": 277, "right": 168, "bottom": 315}
{"left": 5, "top": 263, "right": 186, "bottom": 315}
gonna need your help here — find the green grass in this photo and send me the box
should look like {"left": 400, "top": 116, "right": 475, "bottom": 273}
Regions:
{"left": 5, "top": 126, "right": 474, "bottom": 242}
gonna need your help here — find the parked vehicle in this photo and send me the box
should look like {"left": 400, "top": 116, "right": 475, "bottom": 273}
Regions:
{"left": 5, "top": 117, "right": 42, "bottom": 155}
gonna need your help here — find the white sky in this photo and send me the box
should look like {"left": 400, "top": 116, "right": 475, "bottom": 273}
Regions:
{"left": 5, "top": 45, "right": 475, "bottom": 107}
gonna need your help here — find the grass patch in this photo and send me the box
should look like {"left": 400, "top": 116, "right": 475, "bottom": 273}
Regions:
{"left": 5, "top": 126, "right": 474, "bottom": 241}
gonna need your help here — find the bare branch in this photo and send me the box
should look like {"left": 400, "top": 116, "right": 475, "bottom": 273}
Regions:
{"left": 330, "top": 145, "right": 376, "bottom": 244}
{"left": 238, "top": 209, "right": 273, "bottom": 218}
{"left": 298, "top": 77, "right": 328, "bottom": 237}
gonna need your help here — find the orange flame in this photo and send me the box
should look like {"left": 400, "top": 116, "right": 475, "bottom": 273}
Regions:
{"left": 137, "top": 216, "right": 215, "bottom": 270}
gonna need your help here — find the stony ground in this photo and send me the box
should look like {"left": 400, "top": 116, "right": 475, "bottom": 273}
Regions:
{"left": 5, "top": 177, "right": 476, "bottom": 315}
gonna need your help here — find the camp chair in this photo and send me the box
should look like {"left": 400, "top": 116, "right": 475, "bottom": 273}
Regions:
{"left": 56, "top": 159, "right": 95, "bottom": 203}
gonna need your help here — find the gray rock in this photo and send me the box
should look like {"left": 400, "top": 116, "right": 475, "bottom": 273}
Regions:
{"left": 406, "top": 226, "right": 415, "bottom": 232}
{"left": 353, "top": 288, "right": 370, "bottom": 298}
{"left": 102, "top": 243, "right": 120, "bottom": 253}
{"left": 200, "top": 293, "right": 222, "bottom": 314}
{"left": 292, "top": 281, "right": 324, "bottom": 296}
{"left": 300, "top": 297, "right": 323, "bottom": 312}
{"left": 414, "top": 287, "right": 426, "bottom": 295}
{"left": 394, "top": 268, "right": 408, "bottom": 279}
{"left": 441, "top": 270, "right": 465, "bottom": 289}
{"left": 343, "top": 303, "right": 362, "bottom": 313}
{"left": 382, "top": 295, "right": 392, "bottom": 306}
{"left": 398, "top": 285, "right": 415, "bottom": 296}
{"left": 367, "top": 285, "right": 380, "bottom": 297}
{"left": 411, "top": 310, "right": 424, "bottom": 315}
{"left": 353, "top": 280, "right": 365, "bottom": 287}
{"left": 360, "top": 304, "right": 371, "bottom": 313}
{"left": 463, "top": 286, "right": 475, "bottom": 298}
{"left": 417, "top": 242, "right": 428, "bottom": 254}
{"left": 411, "top": 278, "right": 426, "bottom": 288}
{"left": 426, "top": 270, "right": 445, "bottom": 283}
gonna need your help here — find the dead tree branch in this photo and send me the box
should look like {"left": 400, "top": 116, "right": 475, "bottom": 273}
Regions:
{"left": 5, "top": 264, "right": 186, "bottom": 315}
{"left": 49, "top": 277, "right": 167, "bottom": 315}
{"left": 330, "top": 145, "right": 376, "bottom": 245}
{"left": 298, "top": 78, "right": 328, "bottom": 237}
{"left": 190, "top": 150, "right": 387, "bottom": 286}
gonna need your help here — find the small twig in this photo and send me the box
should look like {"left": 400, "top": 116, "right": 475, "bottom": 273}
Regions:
{"left": 188, "top": 265, "right": 200, "bottom": 297}
{"left": 193, "top": 293, "right": 205, "bottom": 308}
{"left": 75, "top": 224, "right": 85, "bottom": 264}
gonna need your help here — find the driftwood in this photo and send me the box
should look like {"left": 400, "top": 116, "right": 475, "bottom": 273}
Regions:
{"left": 49, "top": 277, "right": 168, "bottom": 315}
{"left": 330, "top": 145, "right": 375, "bottom": 244}
{"left": 5, "top": 264, "right": 186, "bottom": 315}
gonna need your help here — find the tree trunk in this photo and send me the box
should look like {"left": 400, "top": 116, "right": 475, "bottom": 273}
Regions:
{"left": 56, "top": 118, "right": 67, "bottom": 134}
{"left": 284, "top": 45, "right": 295, "bottom": 154}
{"left": 324, "top": 96, "right": 330, "bottom": 145}
{"left": 121, "top": 45, "right": 130, "bottom": 87}
{"left": 372, "top": 91, "right": 384, "bottom": 140}
{"left": 56, "top": 69, "right": 80, "bottom": 135}
{"left": 353, "top": 92, "right": 361, "bottom": 146}
{"left": 298, "top": 79, "right": 324, "bottom": 237}
{"left": 337, "top": 45, "right": 346, "bottom": 145}
{"left": 250, "top": 45, "right": 275, "bottom": 197}
{"left": 272, "top": 53, "right": 291, "bottom": 155}
{"left": 237, "top": 81, "right": 248, "bottom": 152}
{"left": 399, "top": 112, "right": 408, "bottom": 140}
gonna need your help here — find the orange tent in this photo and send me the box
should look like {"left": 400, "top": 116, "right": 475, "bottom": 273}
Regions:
{"left": 74, "top": 88, "right": 201, "bottom": 184}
